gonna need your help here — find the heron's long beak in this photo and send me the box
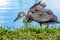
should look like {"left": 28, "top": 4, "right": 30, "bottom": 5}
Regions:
{"left": 13, "top": 16, "right": 22, "bottom": 22}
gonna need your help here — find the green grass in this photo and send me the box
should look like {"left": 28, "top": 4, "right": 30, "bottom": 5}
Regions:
{"left": 0, "top": 25, "right": 60, "bottom": 40}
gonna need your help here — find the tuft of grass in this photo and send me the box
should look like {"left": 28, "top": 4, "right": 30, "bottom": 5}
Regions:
{"left": 0, "top": 25, "right": 60, "bottom": 40}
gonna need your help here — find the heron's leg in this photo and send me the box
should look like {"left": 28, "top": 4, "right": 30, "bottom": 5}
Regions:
{"left": 45, "top": 23, "right": 49, "bottom": 29}
{"left": 40, "top": 23, "right": 42, "bottom": 29}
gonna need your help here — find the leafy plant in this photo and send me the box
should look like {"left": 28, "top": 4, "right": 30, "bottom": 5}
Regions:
{"left": 0, "top": 25, "right": 60, "bottom": 40}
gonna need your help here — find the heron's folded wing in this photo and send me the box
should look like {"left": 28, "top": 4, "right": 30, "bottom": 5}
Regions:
{"left": 44, "top": 9, "right": 53, "bottom": 15}
{"left": 31, "top": 13, "right": 53, "bottom": 22}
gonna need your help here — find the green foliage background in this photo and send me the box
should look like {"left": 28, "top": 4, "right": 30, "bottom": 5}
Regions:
{"left": 0, "top": 25, "right": 60, "bottom": 40}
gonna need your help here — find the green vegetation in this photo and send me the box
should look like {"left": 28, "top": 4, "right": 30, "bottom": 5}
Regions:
{"left": 0, "top": 25, "right": 60, "bottom": 40}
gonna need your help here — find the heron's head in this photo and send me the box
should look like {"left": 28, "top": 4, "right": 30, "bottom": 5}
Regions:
{"left": 13, "top": 12, "right": 26, "bottom": 22}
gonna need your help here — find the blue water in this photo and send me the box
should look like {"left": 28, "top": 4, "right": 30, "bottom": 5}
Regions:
{"left": 0, "top": 0, "right": 60, "bottom": 28}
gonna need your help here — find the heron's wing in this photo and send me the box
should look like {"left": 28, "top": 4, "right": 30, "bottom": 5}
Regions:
{"left": 44, "top": 9, "right": 53, "bottom": 15}
{"left": 39, "top": 13, "right": 53, "bottom": 22}
{"left": 31, "top": 12, "right": 53, "bottom": 22}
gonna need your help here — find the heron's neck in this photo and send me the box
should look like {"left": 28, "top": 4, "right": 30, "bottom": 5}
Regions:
{"left": 23, "top": 12, "right": 27, "bottom": 16}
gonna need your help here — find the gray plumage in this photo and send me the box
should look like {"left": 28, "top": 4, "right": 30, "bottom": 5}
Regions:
{"left": 14, "top": 1, "right": 59, "bottom": 29}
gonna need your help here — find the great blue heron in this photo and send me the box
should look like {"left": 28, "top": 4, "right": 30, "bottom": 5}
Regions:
{"left": 13, "top": 11, "right": 59, "bottom": 29}
{"left": 14, "top": 1, "right": 46, "bottom": 22}
{"left": 13, "top": 1, "right": 59, "bottom": 29}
